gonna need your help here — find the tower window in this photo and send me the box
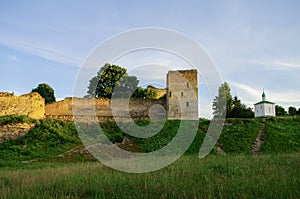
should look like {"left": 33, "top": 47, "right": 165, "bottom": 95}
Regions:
{"left": 187, "top": 82, "right": 189, "bottom": 88}
{"left": 181, "top": 92, "right": 183, "bottom": 97}
{"left": 186, "top": 101, "right": 189, "bottom": 107}
{"left": 169, "top": 92, "right": 171, "bottom": 97}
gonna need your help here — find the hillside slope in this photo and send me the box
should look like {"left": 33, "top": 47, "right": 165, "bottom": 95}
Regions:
{"left": 0, "top": 115, "right": 300, "bottom": 162}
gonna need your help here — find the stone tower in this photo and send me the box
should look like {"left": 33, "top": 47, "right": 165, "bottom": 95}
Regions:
{"left": 166, "top": 69, "right": 198, "bottom": 120}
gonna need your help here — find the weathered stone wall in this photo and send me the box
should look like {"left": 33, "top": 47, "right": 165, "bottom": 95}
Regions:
{"left": 45, "top": 97, "right": 166, "bottom": 122}
{"left": 0, "top": 122, "right": 35, "bottom": 143}
{"left": 0, "top": 92, "right": 45, "bottom": 119}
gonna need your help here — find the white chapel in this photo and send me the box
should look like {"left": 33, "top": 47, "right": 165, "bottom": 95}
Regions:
{"left": 254, "top": 90, "right": 276, "bottom": 117}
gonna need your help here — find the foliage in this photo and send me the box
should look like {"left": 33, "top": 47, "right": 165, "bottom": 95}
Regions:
{"left": 228, "top": 96, "right": 254, "bottom": 118}
{"left": 131, "top": 86, "right": 146, "bottom": 99}
{"left": 2, "top": 116, "right": 300, "bottom": 162}
{"left": 31, "top": 83, "right": 56, "bottom": 104}
{"left": 212, "top": 82, "right": 232, "bottom": 117}
{"left": 86, "top": 63, "right": 139, "bottom": 99}
{"left": 131, "top": 85, "right": 159, "bottom": 99}
{"left": 159, "top": 93, "right": 167, "bottom": 100}
{"left": 275, "top": 105, "right": 286, "bottom": 116}
{"left": 297, "top": 108, "right": 300, "bottom": 116}
{"left": 113, "top": 75, "right": 139, "bottom": 98}
{"left": 99, "top": 121, "right": 125, "bottom": 143}
{"left": 212, "top": 82, "right": 254, "bottom": 118}
{"left": 0, "top": 115, "right": 36, "bottom": 126}
{"left": 0, "top": 118, "right": 80, "bottom": 160}
{"left": 144, "top": 86, "right": 158, "bottom": 99}
{"left": 288, "top": 106, "right": 297, "bottom": 115}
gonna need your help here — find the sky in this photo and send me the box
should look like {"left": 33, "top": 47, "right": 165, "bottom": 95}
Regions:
{"left": 1, "top": 0, "right": 300, "bottom": 118}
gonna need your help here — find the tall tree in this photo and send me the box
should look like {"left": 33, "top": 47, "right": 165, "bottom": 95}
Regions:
{"left": 296, "top": 108, "right": 300, "bottom": 116}
{"left": 230, "top": 96, "right": 254, "bottom": 118}
{"left": 131, "top": 86, "right": 146, "bottom": 99}
{"left": 113, "top": 75, "right": 139, "bottom": 98}
{"left": 275, "top": 105, "right": 286, "bottom": 116}
{"left": 212, "top": 82, "right": 232, "bottom": 117}
{"left": 288, "top": 106, "right": 297, "bottom": 115}
{"left": 213, "top": 83, "right": 254, "bottom": 118}
{"left": 32, "top": 83, "right": 56, "bottom": 104}
{"left": 86, "top": 63, "right": 139, "bottom": 98}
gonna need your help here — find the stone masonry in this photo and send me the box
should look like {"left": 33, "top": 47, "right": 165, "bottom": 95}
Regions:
{"left": 166, "top": 69, "right": 198, "bottom": 120}
{"left": 0, "top": 92, "right": 45, "bottom": 119}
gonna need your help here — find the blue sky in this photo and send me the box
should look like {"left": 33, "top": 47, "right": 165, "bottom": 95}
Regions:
{"left": 1, "top": 0, "right": 300, "bottom": 118}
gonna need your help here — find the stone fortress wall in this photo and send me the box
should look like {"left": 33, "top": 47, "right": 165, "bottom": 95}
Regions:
{"left": 0, "top": 69, "right": 198, "bottom": 121}
{"left": 0, "top": 92, "right": 45, "bottom": 119}
{"left": 45, "top": 97, "right": 166, "bottom": 121}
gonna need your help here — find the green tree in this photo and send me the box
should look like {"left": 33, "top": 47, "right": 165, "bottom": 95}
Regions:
{"left": 131, "top": 86, "right": 146, "bottom": 99}
{"left": 297, "top": 108, "right": 300, "bottom": 116}
{"left": 275, "top": 105, "right": 286, "bottom": 116}
{"left": 144, "top": 86, "right": 158, "bottom": 99}
{"left": 131, "top": 85, "right": 159, "bottom": 99}
{"left": 230, "top": 96, "right": 254, "bottom": 118}
{"left": 212, "top": 82, "right": 232, "bottom": 117}
{"left": 113, "top": 75, "right": 139, "bottom": 98}
{"left": 213, "top": 83, "right": 254, "bottom": 118}
{"left": 31, "top": 83, "right": 56, "bottom": 104}
{"left": 288, "top": 106, "right": 297, "bottom": 115}
{"left": 86, "top": 63, "right": 139, "bottom": 98}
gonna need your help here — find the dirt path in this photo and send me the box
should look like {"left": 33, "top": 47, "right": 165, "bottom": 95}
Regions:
{"left": 215, "top": 142, "right": 226, "bottom": 155}
{"left": 252, "top": 123, "right": 266, "bottom": 155}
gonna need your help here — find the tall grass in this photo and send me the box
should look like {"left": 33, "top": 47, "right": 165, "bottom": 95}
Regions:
{"left": 219, "top": 119, "right": 261, "bottom": 154}
{"left": 0, "top": 118, "right": 81, "bottom": 160}
{"left": 0, "top": 153, "right": 299, "bottom": 198}
{"left": 262, "top": 116, "right": 300, "bottom": 153}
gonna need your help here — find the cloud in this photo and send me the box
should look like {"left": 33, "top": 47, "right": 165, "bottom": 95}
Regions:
{"left": 250, "top": 60, "right": 300, "bottom": 70}
{"left": 0, "top": 38, "right": 82, "bottom": 67}
{"left": 272, "top": 61, "right": 300, "bottom": 69}
{"left": 8, "top": 55, "right": 17, "bottom": 61}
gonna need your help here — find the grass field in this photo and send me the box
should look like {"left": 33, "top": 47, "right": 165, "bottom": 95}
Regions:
{"left": 0, "top": 153, "right": 299, "bottom": 198}
{"left": 1, "top": 115, "right": 300, "bottom": 198}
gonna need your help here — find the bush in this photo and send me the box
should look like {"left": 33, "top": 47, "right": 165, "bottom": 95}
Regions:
{"left": 0, "top": 118, "right": 80, "bottom": 160}
{"left": 0, "top": 115, "right": 36, "bottom": 125}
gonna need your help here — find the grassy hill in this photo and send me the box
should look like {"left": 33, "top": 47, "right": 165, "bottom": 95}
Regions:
{"left": 0, "top": 115, "right": 300, "bottom": 162}
{"left": 0, "top": 116, "right": 81, "bottom": 161}
{"left": 0, "top": 115, "right": 300, "bottom": 198}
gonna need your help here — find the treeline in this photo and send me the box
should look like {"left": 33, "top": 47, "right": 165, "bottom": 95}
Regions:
{"left": 275, "top": 105, "right": 300, "bottom": 116}
{"left": 212, "top": 82, "right": 300, "bottom": 118}
{"left": 212, "top": 82, "right": 254, "bottom": 118}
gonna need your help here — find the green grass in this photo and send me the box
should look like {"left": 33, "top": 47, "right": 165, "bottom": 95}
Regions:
{"left": 261, "top": 116, "right": 300, "bottom": 153}
{"left": 1, "top": 116, "right": 300, "bottom": 162}
{"left": 1, "top": 115, "right": 300, "bottom": 198}
{"left": 0, "top": 153, "right": 299, "bottom": 198}
{"left": 0, "top": 114, "right": 36, "bottom": 125}
{"left": 0, "top": 118, "right": 81, "bottom": 161}
{"left": 219, "top": 119, "right": 262, "bottom": 154}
